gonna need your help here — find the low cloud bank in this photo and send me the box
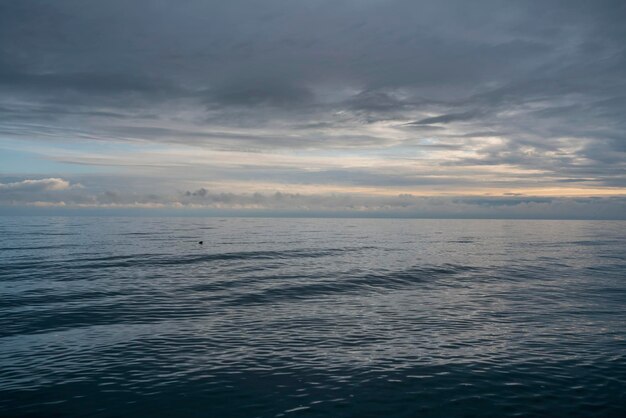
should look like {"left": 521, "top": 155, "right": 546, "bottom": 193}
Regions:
{"left": 1, "top": 178, "right": 624, "bottom": 219}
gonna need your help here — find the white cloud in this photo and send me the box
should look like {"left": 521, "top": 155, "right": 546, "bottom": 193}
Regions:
{"left": 0, "top": 178, "right": 78, "bottom": 192}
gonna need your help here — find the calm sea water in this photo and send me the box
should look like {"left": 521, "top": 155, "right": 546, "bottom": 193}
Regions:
{"left": 0, "top": 217, "right": 625, "bottom": 417}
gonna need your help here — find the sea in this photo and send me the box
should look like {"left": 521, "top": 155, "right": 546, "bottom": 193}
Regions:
{"left": 0, "top": 217, "right": 625, "bottom": 417}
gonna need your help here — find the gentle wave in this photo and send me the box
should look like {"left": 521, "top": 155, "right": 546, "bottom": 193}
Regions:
{"left": 1, "top": 217, "right": 625, "bottom": 417}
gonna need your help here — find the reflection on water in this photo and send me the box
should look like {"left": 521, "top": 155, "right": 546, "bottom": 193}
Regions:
{"left": 1, "top": 217, "right": 625, "bottom": 417}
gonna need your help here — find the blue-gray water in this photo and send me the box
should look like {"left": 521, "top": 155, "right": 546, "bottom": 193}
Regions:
{"left": 1, "top": 217, "right": 625, "bottom": 417}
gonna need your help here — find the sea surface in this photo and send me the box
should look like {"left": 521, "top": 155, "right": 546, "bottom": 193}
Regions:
{"left": 0, "top": 217, "right": 625, "bottom": 417}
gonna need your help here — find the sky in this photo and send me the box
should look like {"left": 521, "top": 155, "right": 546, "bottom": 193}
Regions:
{"left": 1, "top": 0, "right": 625, "bottom": 218}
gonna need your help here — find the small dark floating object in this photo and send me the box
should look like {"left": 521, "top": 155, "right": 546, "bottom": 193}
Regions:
{"left": 198, "top": 241, "right": 203, "bottom": 245}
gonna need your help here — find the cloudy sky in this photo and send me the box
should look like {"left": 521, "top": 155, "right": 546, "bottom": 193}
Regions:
{"left": 1, "top": 0, "right": 625, "bottom": 217}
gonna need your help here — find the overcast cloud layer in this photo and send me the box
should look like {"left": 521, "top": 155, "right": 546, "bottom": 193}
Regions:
{"left": 1, "top": 0, "right": 625, "bottom": 217}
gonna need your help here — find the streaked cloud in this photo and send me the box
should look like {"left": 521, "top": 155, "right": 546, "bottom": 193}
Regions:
{"left": 0, "top": 0, "right": 625, "bottom": 216}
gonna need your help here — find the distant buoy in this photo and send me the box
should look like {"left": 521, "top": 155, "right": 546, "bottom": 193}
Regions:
{"left": 198, "top": 241, "right": 203, "bottom": 245}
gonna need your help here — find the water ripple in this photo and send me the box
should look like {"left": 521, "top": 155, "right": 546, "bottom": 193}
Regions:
{"left": 0, "top": 217, "right": 625, "bottom": 417}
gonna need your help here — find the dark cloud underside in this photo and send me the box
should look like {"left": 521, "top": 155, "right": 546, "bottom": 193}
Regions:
{"left": 0, "top": 0, "right": 625, "bottom": 214}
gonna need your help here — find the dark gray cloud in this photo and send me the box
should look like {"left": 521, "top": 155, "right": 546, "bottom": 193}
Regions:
{"left": 1, "top": 0, "right": 625, "bottom": 195}
{"left": 408, "top": 111, "right": 484, "bottom": 126}
{"left": 207, "top": 78, "right": 314, "bottom": 107}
